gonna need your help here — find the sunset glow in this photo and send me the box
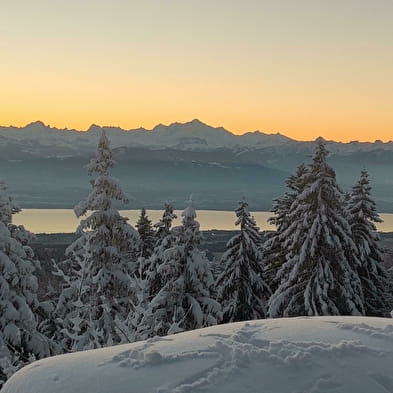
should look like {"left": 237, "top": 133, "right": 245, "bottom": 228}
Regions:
{"left": 1, "top": 1, "right": 392, "bottom": 142}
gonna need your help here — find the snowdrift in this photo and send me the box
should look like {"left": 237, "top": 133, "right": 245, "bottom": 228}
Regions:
{"left": 3, "top": 316, "right": 393, "bottom": 393}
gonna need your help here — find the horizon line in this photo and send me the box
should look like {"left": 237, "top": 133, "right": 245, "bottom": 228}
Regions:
{"left": 1, "top": 119, "right": 392, "bottom": 145}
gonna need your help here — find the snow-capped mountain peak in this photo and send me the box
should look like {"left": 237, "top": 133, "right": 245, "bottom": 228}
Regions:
{"left": 0, "top": 120, "right": 392, "bottom": 155}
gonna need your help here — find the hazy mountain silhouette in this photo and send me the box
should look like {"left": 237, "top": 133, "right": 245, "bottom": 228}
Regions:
{"left": 1, "top": 120, "right": 392, "bottom": 211}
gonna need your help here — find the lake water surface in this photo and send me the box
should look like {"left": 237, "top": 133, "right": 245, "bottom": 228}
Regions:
{"left": 13, "top": 209, "right": 393, "bottom": 234}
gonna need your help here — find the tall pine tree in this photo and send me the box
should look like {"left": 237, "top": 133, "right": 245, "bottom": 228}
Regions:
{"left": 269, "top": 164, "right": 309, "bottom": 232}
{"left": 154, "top": 202, "right": 178, "bottom": 242}
{"left": 0, "top": 181, "right": 50, "bottom": 387}
{"left": 55, "top": 131, "right": 139, "bottom": 351}
{"left": 264, "top": 164, "right": 308, "bottom": 292}
{"left": 347, "top": 169, "right": 392, "bottom": 316}
{"left": 136, "top": 208, "right": 155, "bottom": 259}
{"left": 268, "top": 139, "right": 364, "bottom": 317}
{"left": 216, "top": 199, "right": 271, "bottom": 322}
{"left": 127, "top": 203, "right": 178, "bottom": 340}
{"left": 133, "top": 196, "right": 221, "bottom": 340}
{"left": 146, "top": 202, "right": 177, "bottom": 298}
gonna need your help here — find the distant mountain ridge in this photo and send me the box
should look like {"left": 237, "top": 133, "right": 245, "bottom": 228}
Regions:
{"left": 1, "top": 119, "right": 392, "bottom": 157}
{"left": 1, "top": 120, "right": 393, "bottom": 212}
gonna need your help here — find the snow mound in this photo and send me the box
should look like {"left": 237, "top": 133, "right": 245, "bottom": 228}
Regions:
{"left": 3, "top": 317, "right": 393, "bottom": 393}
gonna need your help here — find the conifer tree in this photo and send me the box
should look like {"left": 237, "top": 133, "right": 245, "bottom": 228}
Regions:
{"left": 0, "top": 182, "right": 50, "bottom": 387}
{"left": 268, "top": 139, "right": 364, "bottom": 317}
{"left": 133, "top": 196, "right": 221, "bottom": 340}
{"left": 347, "top": 169, "right": 392, "bottom": 316}
{"left": 127, "top": 203, "right": 178, "bottom": 338}
{"left": 146, "top": 202, "right": 177, "bottom": 298}
{"left": 264, "top": 164, "right": 308, "bottom": 291}
{"left": 154, "top": 202, "right": 177, "bottom": 242}
{"left": 55, "top": 131, "right": 139, "bottom": 351}
{"left": 136, "top": 208, "right": 155, "bottom": 259}
{"left": 269, "top": 164, "right": 309, "bottom": 232}
{"left": 216, "top": 199, "right": 271, "bottom": 322}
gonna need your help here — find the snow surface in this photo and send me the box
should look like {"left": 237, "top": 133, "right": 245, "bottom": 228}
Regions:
{"left": 3, "top": 317, "right": 393, "bottom": 393}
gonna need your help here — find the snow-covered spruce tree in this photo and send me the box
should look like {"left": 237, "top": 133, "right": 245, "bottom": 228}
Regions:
{"left": 154, "top": 202, "right": 178, "bottom": 242}
{"left": 263, "top": 164, "right": 308, "bottom": 292}
{"left": 347, "top": 169, "right": 392, "bottom": 316}
{"left": 135, "top": 208, "right": 155, "bottom": 277}
{"left": 126, "top": 203, "right": 178, "bottom": 339}
{"left": 0, "top": 181, "right": 50, "bottom": 387}
{"left": 216, "top": 199, "right": 271, "bottom": 322}
{"left": 145, "top": 202, "right": 178, "bottom": 298}
{"left": 268, "top": 139, "right": 364, "bottom": 317}
{"left": 136, "top": 208, "right": 155, "bottom": 259}
{"left": 133, "top": 196, "right": 221, "bottom": 340}
{"left": 55, "top": 131, "right": 139, "bottom": 352}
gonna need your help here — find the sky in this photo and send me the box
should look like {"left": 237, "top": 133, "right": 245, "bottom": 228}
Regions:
{"left": 0, "top": 0, "right": 392, "bottom": 142}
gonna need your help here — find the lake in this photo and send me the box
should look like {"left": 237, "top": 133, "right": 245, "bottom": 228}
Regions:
{"left": 13, "top": 209, "right": 393, "bottom": 233}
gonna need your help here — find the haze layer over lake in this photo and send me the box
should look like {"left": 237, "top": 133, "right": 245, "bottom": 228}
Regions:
{"left": 13, "top": 209, "right": 393, "bottom": 234}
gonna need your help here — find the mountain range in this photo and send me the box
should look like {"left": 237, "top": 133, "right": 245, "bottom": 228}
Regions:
{"left": 1, "top": 120, "right": 392, "bottom": 212}
{"left": 1, "top": 119, "right": 392, "bottom": 156}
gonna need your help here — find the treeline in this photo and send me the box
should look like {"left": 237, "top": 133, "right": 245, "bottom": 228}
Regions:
{"left": 0, "top": 133, "right": 391, "bottom": 387}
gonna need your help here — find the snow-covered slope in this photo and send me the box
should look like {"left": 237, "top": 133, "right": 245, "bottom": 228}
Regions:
{"left": 3, "top": 317, "right": 393, "bottom": 393}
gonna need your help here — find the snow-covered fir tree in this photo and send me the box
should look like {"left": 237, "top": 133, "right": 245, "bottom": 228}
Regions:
{"left": 133, "top": 196, "right": 221, "bottom": 340}
{"left": 126, "top": 203, "right": 178, "bottom": 339}
{"left": 0, "top": 181, "right": 50, "bottom": 387}
{"left": 55, "top": 131, "right": 139, "bottom": 351}
{"left": 154, "top": 202, "right": 178, "bottom": 242}
{"left": 347, "top": 169, "right": 392, "bottom": 316}
{"left": 145, "top": 202, "right": 177, "bottom": 298}
{"left": 216, "top": 199, "right": 271, "bottom": 322}
{"left": 268, "top": 139, "right": 364, "bottom": 317}
{"left": 135, "top": 208, "right": 155, "bottom": 277}
{"left": 264, "top": 164, "right": 308, "bottom": 291}
{"left": 269, "top": 164, "right": 309, "bottom": 232}
{"left": 136, "top": 208, "right": 155, "bottom": 260}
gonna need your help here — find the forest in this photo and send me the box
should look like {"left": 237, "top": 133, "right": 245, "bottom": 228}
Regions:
{"left": 0, "top": 132, "right": 391, "bottom": 387}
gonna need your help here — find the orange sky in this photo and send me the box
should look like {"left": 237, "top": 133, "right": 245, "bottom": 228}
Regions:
{"left": 1, "top": 1, "right": 392, "bottom": 142}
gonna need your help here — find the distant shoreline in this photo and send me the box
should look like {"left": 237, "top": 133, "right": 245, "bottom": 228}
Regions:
{"left": 15, "top": 209, "right": 393, "bottom": 234}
